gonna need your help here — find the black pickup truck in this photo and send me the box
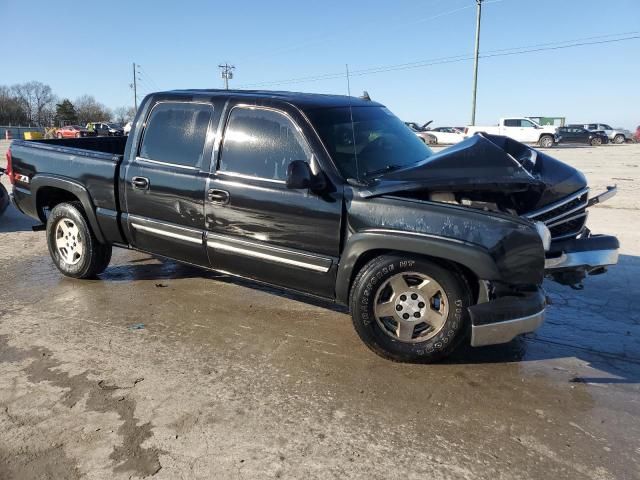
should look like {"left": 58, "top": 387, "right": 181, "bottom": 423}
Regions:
{"left": 6, "top": 90, "right": 619, "bottom": 362}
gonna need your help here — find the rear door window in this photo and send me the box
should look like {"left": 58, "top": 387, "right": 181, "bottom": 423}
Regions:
{"left": 218, "top": 107, "right": 310, "bottom": 181}
{"left": 139, "top": 102, "right": 213, "bottom": 168}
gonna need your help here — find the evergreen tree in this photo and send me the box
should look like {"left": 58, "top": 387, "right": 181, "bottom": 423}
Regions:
{"left": 55, "top": 99, "right": 78, "bottom": 125}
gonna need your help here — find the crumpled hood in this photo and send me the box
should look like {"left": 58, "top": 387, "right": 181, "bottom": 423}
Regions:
{"left": 359, "top": 134, "right": 587, "bottom": 212}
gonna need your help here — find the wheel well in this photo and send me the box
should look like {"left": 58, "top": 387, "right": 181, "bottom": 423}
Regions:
{"left": 348, "top": 249, "right": 479, "bottom": 303}
{"left": 36, "top": 187, "right": 81, "bottom": 222}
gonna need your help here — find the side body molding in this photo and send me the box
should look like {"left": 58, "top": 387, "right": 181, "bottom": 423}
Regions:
{"left": 30, "top": 175, "right": 106, "bottom": 243}
{"left": 334, "top": 230, "right": 500, "bottom": 305}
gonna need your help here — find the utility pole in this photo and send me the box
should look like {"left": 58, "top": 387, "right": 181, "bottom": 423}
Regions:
{"left": 218, "top": 63, "right": 235, "bottom": 90}
{"left": 470, "top": 0, "right": 483, "bottom": 126}
{"left": 131, "top": 62, "right": 138, "bottom": 113}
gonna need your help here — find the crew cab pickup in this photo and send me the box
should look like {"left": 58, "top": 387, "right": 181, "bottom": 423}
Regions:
{"left": 7, "top": 90, "right": 619, "bottom": 362}
{"left": 465, "top": 117, "right": 557, "bottom": 148}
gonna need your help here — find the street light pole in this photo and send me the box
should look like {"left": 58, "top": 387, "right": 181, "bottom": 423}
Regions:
{"left": 470, "top": 0, "right": 483, "bottom": 126}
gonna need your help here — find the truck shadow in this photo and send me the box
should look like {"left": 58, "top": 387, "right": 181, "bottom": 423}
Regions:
{"left": 103, "top": 252, "right": 640, "bottom": 384}
{"left": 446, "top": 253, "right": 640, "bottom": 384}
{"left": 0, "top": 204, "right": 38, "bottom": 233}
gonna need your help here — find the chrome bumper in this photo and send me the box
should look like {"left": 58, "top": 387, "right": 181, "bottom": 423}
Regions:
{"left": 471, "top": 309, "right": 545, "bottom": 347}
{"left": 545, "top": 248, "right": 618, "bottom": 270}
{"left": 468, "top": 289, "right": 546, "bottom": 347}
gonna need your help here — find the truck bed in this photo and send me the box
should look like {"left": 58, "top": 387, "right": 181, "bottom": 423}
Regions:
{"left": 20, "top": 136, "right": 128, "bottom": 157}
{"left": 9, "top": 136, "right": 128, "bottom": 243}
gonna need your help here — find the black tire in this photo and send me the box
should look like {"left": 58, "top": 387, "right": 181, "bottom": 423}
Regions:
{"left": 0, "top": 184, "right": 9, "bottom": 217}
{"left": 46, "top": 202, "right": 112, "bottom": 279}
{"left": 349, "top": 254, "right": 472, "bottom": 363}
{"left": 590, "top": 137, "right": 602, "bottom": 146}
{"left": 538, "top": 135, "right": 554, "bottom": 148}
{"left": 613, "top": 134, "right": 625, "bottom": 144}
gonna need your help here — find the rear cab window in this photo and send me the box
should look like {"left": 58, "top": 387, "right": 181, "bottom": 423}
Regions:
{"left": 139, "top": 102, "right": 213, "bottom": 169}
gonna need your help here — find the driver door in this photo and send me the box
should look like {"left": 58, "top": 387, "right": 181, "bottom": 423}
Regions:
{"left": 204, "top": 102, "right": 342, "bottom": 298}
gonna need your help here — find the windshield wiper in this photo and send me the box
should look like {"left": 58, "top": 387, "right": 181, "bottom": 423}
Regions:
{"left": 364, "top": 164, "right": 405, "bottom": 178}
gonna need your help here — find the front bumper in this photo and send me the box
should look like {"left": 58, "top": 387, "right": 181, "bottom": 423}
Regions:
{"left": 545, "top": 234, "right": 619, "bottom": 285}
{"left": 469, "top": 289, "right": 546, "bottom": 347}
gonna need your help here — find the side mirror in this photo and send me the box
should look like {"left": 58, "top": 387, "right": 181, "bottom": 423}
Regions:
{"left": 286, "top": 160, "right": 311, "bottom": 189}
{"left": 286, "top": 160, "right": 326, "bottom": 192}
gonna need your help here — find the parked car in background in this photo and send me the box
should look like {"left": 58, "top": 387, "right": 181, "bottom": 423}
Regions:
{"left": 464, "top": 118, "right": 557, "bottom": 148}
{"left": 55, "top": 125, "right": 97, "bottom": 139}
{"left": 635, "top": 125, "right": 640, "bottom": 142}
{"left": 405, "top": 122, "right": 437, "bottom": 145}
{"left": 123, "top": 121, "right": 132, "bottom": 135}
{"left": 87, "top": 122, "right": 124, "bottom": 136}
{"left": 426, "top": 127, "right": 465, "bottom": 145}
{"left": 557, "top": 126, "right": 608, "bottom": 146}
{"left": 578, "top": 123, "right": 630, "bottom": 144}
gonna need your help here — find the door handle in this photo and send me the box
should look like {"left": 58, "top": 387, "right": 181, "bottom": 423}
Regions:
{"left": 132, "top": 176, "right": 149, "bottom": 190}
{"left": 207, "top": 189, "right": 230, "bottom": 204}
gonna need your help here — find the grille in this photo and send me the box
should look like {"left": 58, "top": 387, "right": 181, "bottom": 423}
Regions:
{"left": 525, "top": 188, "right": 589, "bottom": 240}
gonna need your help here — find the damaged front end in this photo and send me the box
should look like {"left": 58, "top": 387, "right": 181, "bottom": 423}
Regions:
{"left": 364, "top": 133, "right": 620, "bottom": 288}
{"left": 525, "top": 185, "right": 619, "bottom": 288}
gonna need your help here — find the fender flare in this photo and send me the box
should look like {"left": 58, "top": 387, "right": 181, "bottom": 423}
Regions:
{"left": 335, "top": 231, "right": 500, "bottom": 305}
{"left": 30, "top": 175, "right": 106, "bottom": 243}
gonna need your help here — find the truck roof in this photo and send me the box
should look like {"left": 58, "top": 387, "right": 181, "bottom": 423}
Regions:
{"left": 165, "top": 89, "right": 383, "bottom": 110}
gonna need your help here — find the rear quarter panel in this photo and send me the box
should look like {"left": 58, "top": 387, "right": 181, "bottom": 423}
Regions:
{"left": 10, "top": 141, "right": 120, "bottom": 221}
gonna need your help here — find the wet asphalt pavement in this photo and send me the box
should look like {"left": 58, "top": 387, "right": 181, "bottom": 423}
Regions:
{"left": 0, "top": 141, "right": 639, "bottom": 479}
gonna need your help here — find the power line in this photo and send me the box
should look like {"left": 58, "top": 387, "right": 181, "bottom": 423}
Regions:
{"left": 238, "top": 32, "right": 640, "bottom": 88}
{"left": 137, "top": 65, "right": 161, "bottom": 91}
{"left": 238, "top": 0, "right": 489, "bottom": 64}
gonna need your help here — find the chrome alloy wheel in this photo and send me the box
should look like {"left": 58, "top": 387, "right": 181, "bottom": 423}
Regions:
{"left": 373, "top": 272, "right": 449, "bottom": 343}
{"left": 55, "top": 218, "right": 84, "bottom": 265}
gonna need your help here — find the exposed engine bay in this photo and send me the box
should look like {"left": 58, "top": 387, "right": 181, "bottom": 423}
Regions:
{"left": 360, "top": 133, "right": 619, "bottom": 288}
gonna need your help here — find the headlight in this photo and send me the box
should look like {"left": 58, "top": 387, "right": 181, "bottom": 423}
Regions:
{"left": 534, "top": 221, "right": 551, "bottom": 251}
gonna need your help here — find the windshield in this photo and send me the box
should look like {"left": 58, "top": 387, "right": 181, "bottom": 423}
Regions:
{"left": 308, "top": 106, "right": 433, "bottom": 180}
{"left": 106, "top": 123, "right": 120, "bottom": 128}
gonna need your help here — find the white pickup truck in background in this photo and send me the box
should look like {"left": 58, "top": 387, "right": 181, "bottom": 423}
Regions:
{"left": 464, "top": 117, "right": 557, "bottom": 148}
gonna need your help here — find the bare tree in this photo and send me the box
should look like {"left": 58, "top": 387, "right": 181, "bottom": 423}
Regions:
{"left": 112, "top": 106, "right": 137, "bottom": 124}
{"left": 0, "top": 86, "right": 29, "bottom": 125}
{"left": 11, "top": 81, "right": 55, "bottom": 126}
{"left": 74, "top": 95, "right": 112, "bottom": 126}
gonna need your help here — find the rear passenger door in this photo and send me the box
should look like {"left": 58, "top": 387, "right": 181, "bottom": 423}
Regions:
{"left": 123, "top": 101, "right": 215, "bottom": 266}
{"left": 204, "top": 102, "right": 342, "bottom": 298}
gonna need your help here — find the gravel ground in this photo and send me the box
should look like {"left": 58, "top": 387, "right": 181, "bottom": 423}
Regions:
{"left": 0, "top": 140, "right": 639, "bottom": 479}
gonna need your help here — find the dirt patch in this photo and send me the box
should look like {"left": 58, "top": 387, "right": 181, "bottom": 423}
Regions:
{"left": 0, "top": 444, "right": 81, "bottom": 480}
{"left": 0, "top": 335, "right": 162, "bottom": 478}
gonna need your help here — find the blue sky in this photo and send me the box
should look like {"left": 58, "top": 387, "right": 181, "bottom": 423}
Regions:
{"left": 3, "top": 0, "right": 639, "bottom": 128}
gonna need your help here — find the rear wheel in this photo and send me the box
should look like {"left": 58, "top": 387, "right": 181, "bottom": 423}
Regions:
{"left": 350, "top": 254, "right": 472, "bottom": 363}
{"left": 75, "top": 132, "right": 81, "bottom": 138}
{"left": 539, "top": 135, "right": 554, "bottom": 148}
{"left": 613, "top": 134, "right": 625, "bottom": 144}
{"left": 46, "top": 202, "right": 112, "bottom": 279}
{"left": 56, "top": 133, "right": 63, "bottom": 139}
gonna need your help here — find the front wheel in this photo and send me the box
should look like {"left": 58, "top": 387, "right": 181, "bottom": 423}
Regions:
{"left": 349, "top": 255, "right": 472, "bottom": 363}
{"left": 46, "top": 202, "right": 112, "bottom": 279}
{"left": 539, "top": 135, "right": 554, "bottom": 148}
{"left": 613, "top": 134, "right": 625, "bottom": 144}
{"left": 590, "top": 137, "right": 602, "bottom": 146}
